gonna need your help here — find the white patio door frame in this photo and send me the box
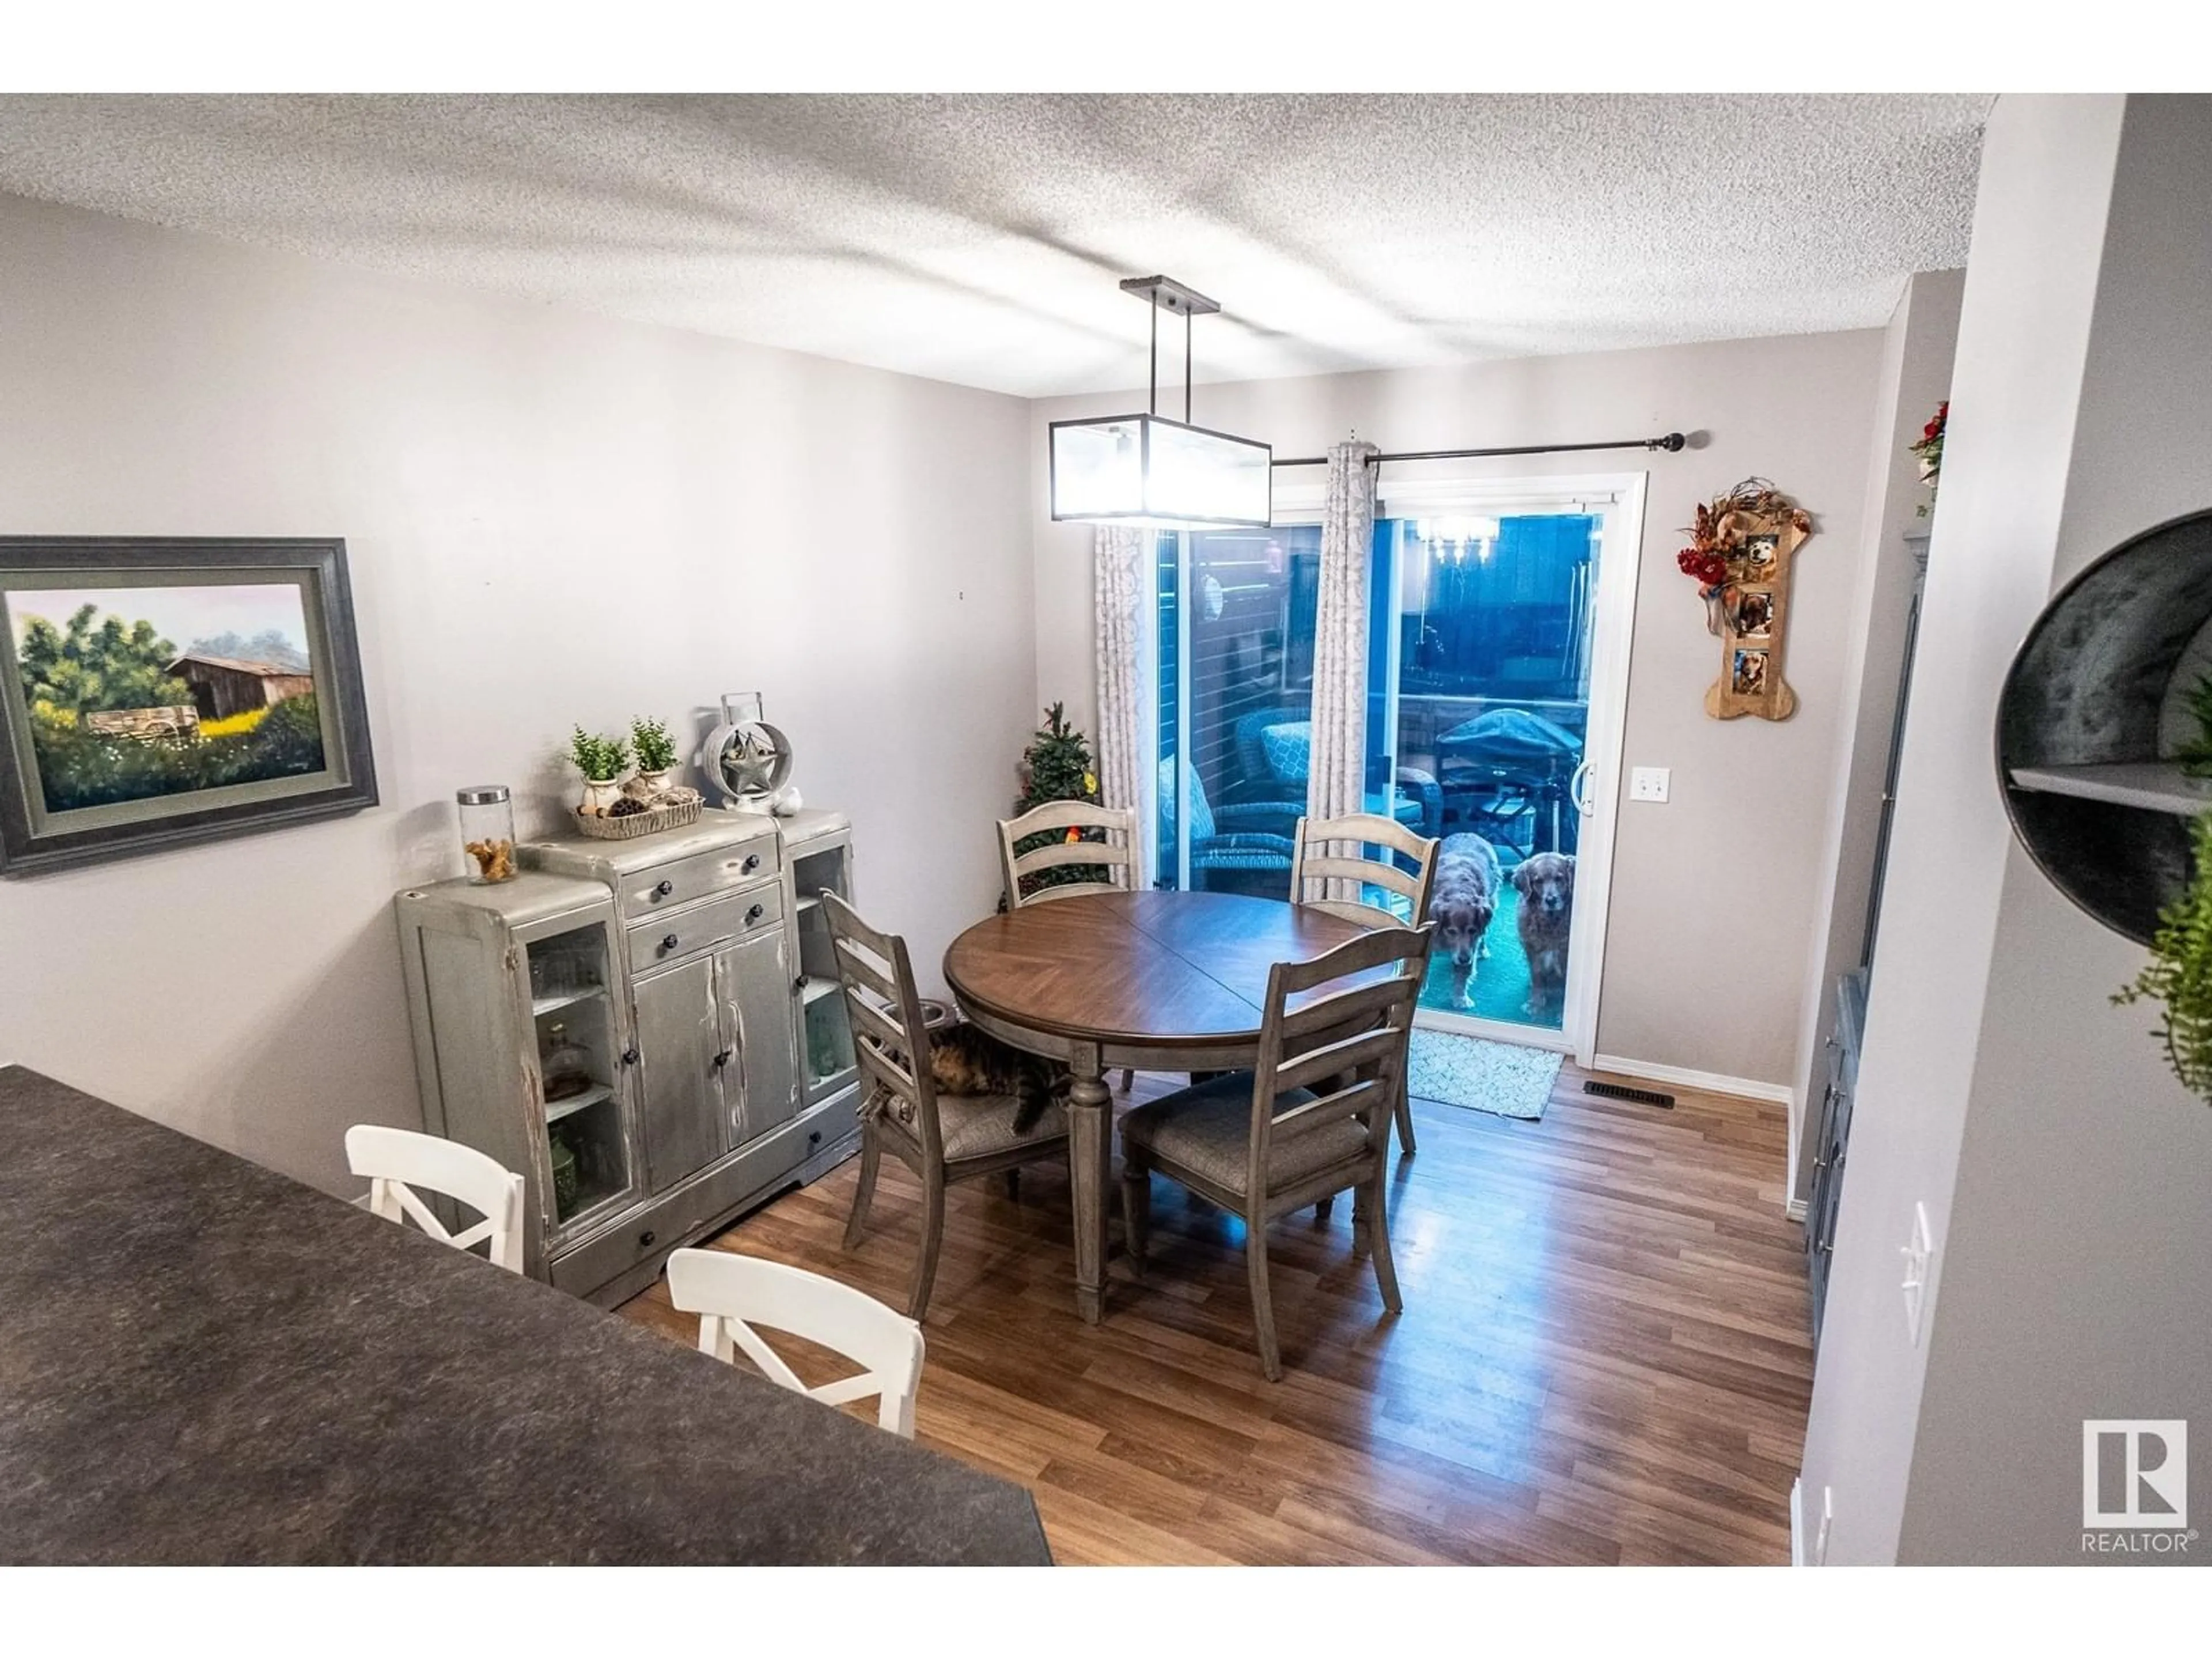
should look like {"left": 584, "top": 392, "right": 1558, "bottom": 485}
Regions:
{"left": 1268, "top": 467, "right": 1646, "bottom": 1066}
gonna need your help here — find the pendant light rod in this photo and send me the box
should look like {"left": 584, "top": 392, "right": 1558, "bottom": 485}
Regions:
{"left": 1147, "top": 297, "right": 1158, "bottom": 415}
{"left": 1185, "top": 309, "right": 1194, "bottom": 424}
{"left": 1123, "top": 274, "right": 1219, "bottom": 423}
{"left": 1271, "top": 432, "right": 1688, "bottom": 468}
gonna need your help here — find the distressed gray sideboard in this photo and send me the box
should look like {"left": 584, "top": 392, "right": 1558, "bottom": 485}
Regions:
{"left": 395, "top": 806, "right": 861, "bottom": 1306}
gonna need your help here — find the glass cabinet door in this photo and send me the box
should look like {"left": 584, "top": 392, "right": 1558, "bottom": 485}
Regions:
{"left": 524, "top": 920, "right": 639, "bottom": 1230}
{"left": 790, "top": 842, "right": 858, "bottom": 1105}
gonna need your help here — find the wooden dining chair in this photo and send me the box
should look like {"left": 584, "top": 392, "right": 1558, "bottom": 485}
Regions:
{"left": 1290, "top": 811, "right": 1439, "bottom": 1154}
{"left": 344, "top": 1123, "right": 525, "bottom": 1272}
{"left": 1119, "top": 922, "right": 1434, "bottom": 1381}
{"left": 997, "top": 801, "right": 1138, "bottom": 910}
{"left": 665, "top": 1248, "right": 927, "bottom": 1438}
{"left": 822, "top": 892, "right": 1073, "bottom": 1321}
{"left": 999, "top": 800, "right": 1141, "bottom": 1090}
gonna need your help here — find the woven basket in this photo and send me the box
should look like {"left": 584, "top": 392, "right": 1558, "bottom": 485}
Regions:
{"left": 572, "top": 797, "right": 703, "bottom": 840}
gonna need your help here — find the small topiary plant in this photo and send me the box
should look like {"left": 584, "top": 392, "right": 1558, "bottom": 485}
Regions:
{"left": 2113, "top": 810, "right": 2212, "bottom": 1101}
{"left": 568, "top": 725, "right": 630, "bottom": 782}
{"left": 630, "top": 716, "right": 678, "bottom": 774}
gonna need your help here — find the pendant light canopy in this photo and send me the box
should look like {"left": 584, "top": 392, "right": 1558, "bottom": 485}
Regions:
{"left": 1048, "top": 276, "right": 1272, "bottom": 529}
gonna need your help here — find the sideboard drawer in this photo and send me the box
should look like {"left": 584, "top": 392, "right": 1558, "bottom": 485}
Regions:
{"left": 627, "top": 883, "right": 783, "bottom": 970}
{"left": 620, "top": 839, "right": 778, "bottom": 919}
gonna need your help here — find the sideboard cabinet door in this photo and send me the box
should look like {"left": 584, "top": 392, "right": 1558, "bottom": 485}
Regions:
{"left": 717, "top": 928, "right": 799, "bottom": 1150}
{"left": 632, "top": 955, "right": 729, "bottom": 1194}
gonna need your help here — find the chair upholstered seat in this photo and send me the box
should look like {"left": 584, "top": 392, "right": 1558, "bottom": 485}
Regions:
{"left": 1120, "top": 1072, "right": 1371, "bottom": 1196}
{"left": 825, "top": 892, "right": 1073, "bottom": 1323}
{"left": 936, "top": 1092, "right": 1069, "bottom": 1163}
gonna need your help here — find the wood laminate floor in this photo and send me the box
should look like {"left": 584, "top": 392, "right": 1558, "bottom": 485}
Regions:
{"left": 617, "top": 1062, "right": 1812, "bottom": 1565}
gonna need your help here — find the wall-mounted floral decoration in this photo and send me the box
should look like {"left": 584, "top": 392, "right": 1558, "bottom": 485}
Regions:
{"left": 1675, "top": 479, "right": 1813, "bottom": 722}
{"left": 1910, "top": 400, "right": 1947, "bottom": 515}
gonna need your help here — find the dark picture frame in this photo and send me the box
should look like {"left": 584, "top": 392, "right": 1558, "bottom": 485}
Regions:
{"left": 0, "top": 537, "right": 377, "bottom": 877}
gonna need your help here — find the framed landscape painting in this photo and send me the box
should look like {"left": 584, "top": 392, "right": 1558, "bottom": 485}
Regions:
{"left": 0, "top": 537, "right": 377, "bottom": 876}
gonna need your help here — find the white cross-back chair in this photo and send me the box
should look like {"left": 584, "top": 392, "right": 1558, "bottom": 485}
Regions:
{"left": 344, "top": 1124, "right": 526, "bottom": 1273}
{"left": 665, "top": 1248, "right": 927, "bottom": 1438}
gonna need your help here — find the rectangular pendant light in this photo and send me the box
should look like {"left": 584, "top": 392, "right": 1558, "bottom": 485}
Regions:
{"left": 1048, "top": 413, "right": 1273, "bottom": 528}
{"left": 1047, "top": 275, "right": 1273, "bottom": 529}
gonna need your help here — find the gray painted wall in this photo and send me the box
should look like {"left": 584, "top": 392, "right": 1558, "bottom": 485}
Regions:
{"left": 1897, "top": 94, "right": 2212, "bottom": 1565}
{"left": 1801, "top": 94, "right": 2212, "bottom": 1565}
{"left": 0, "top": 194, "right": 1039, "bottom": 1196}
{"left": 1031, "top": 333, "right": 1886, "bottom": 1091}
{"left": 1787, "top": 268, "right": 1965, "bottom": 1205}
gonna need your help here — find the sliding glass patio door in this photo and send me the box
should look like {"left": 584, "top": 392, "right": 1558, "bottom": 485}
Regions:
{"left": 1149, "top": 475, "right": 1641, "bottom": 1060}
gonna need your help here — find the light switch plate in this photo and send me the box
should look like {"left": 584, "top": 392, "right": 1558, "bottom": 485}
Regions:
{"left": 1901, "top": 1201, "right": 1933, "bottom": 1345}
{"left": 1630, "top": 766, "right": 1671, "bottom": 803}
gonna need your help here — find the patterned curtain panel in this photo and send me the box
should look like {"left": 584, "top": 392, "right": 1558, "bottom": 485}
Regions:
{"left": 1305, "top": 440, "right": 1380, "bottom": 900}
{"left": 1092, "top": 525, "right": 1145, "bottom": 868}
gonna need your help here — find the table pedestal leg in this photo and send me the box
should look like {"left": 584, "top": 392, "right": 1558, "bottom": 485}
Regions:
{"left": 1067, "top": 1045, "right": 1111, "bottom": 1325}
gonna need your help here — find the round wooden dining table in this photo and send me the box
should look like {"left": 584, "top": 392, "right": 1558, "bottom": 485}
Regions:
{"left": 942, "top": 889, "right": 1375, "bottom": 1324}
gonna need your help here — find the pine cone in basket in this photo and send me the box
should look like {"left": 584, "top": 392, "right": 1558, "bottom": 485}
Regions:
{"left": 607, "top": 797, "right": 647, "bottom": 817}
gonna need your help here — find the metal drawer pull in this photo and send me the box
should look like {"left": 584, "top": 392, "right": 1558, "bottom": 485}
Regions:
{"left": 653, "top": 879, "right": 675, "bottom": 899}
{"left": 741, "top": 853, "right": 760, "bottom": 873}
{"left": 746, "top": 903, "right": 765, "bottom": 924}
{"left": 661, "top": 933, "right": 681, "bottom": 953}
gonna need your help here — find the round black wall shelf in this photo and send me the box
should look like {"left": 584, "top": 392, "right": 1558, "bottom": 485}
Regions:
{"left": 1998, "top": 509, "right": 2212, "bottom": 944}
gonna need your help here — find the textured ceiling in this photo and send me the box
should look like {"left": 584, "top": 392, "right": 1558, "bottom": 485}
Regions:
{"left": 0, "top": 94, "right": 1989, "bottom": 398}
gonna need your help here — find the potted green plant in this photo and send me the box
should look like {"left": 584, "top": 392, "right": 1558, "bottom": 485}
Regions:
{"left": 568, "top": 725, "right": 630, "bottom": 818}
{"left": 630, "top": 717, "right": 679, "bottom": 794}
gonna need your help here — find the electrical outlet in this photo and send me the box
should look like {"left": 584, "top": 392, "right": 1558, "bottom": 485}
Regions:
{"left": 1900, "top": 1202, "right": 1933, "bottom": 1346}
{"left": 1629, "top": 766, "right": 1671, "bottom": 803}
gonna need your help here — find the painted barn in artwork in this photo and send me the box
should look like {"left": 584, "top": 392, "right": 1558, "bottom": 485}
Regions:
{"left": 165, "top": 653, "right": 315, "bottom": 722}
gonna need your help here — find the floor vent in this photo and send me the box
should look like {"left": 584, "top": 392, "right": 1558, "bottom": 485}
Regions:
{"left": 1584, "top": 1080, "right": 1675, "bottom": 1109}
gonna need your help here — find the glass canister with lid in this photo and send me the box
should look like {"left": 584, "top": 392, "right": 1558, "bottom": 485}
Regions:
{"left": 457, "top": 785, "right": 516, "bottom": 883}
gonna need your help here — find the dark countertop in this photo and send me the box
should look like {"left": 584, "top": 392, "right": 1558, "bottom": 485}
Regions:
{"left": 0, "top": 1066, "right": 1050, "bottom": 1565}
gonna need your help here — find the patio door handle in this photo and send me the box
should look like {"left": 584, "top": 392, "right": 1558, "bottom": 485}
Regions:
{"left": 1570, "top": 760, "right": 1596, "bottom": 816}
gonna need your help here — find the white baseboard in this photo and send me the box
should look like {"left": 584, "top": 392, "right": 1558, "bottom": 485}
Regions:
{"left": 1588, "top": 1053, "right": 1795, "bottom": 1107}
{"left": 1790, "top": 1479, "right": 1805, "bottom": 1566}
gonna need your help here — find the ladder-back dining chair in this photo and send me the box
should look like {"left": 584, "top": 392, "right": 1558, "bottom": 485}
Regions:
{"left": 666, "top": 1248, "right": 927, "bottom": 1438}
{"left": 1119, "top": 922, "right": 1434, "bottom": 1381}
{"left": 823, "top": 892, "right": 1072, "bottom": 1321}
{"left": 999, "top": 799, "right": 1142, "bottom": 1091}
{"left": 1290, "top": 811, "right": 1440, "bottom": 1154}
{"left": 997, "top": 801, "right": 1137, "bottom": 910}
{"left": 344, "top": 1123, "right": 526, "bottom": 1272}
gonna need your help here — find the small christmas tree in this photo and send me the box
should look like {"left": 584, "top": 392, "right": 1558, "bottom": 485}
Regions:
{"left": 1010, "top": 702, "right": 1107, "bottom": 900}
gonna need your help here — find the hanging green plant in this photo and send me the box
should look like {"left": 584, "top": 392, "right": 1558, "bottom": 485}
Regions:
{"left": 2112, "top": 811, "right": 2212, "bottom": 1100}
{"left": 2173, "top": 675, "right": 2212, "bottom": 779}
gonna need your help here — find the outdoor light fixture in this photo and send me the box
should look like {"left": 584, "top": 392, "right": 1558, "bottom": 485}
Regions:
{"left": 1048, "top": 275, "right": 1272, "bottom": 529}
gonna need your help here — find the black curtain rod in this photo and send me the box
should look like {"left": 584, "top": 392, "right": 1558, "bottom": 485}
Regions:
{"left": 1270, "top": 432, "right": 1687, "bottom": 468}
